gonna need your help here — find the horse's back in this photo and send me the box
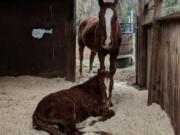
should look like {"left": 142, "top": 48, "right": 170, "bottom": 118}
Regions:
{"left": 79, "top": 16, "right": 98, "bottom": 32}
{"left": 78, "top": 16, "right": 99, "bottom": 50}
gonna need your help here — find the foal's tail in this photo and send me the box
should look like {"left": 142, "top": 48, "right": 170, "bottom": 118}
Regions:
{"left": 32, "top": 112, "right": 65, "bottom": 135}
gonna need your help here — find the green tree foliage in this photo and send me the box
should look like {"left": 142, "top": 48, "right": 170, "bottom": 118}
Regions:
{"left": 162, "top": 0, "right": 180, "bottom": 16}
{"left": 76, "top": 0, "right": 99, "bottom": 29}
{"left": 76, "top": 0, "right": 137, "bottom": 26}
{"left": 119, "top": 0, "right": 136, "bottom": 23}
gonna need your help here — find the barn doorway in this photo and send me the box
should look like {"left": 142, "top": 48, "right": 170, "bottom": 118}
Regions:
{"left": 0, "top": 0, "right": 76, "bottom": 81}
{"left": 76, "top": 0, "right": 137, "bottom": 84}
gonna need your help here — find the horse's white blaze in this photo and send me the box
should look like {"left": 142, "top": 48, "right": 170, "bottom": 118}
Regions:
{"left": 104, "top": 78, "right": 110, "bottom": 98}
{"left": 104, "top": 8, "right": 113, "bottom": 49}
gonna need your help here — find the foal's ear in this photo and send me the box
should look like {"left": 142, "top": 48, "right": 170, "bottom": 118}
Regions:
{"left": 98, "top": 0, "right": 104, "bottom": 7}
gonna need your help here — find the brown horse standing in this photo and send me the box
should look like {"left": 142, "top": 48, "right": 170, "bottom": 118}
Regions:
{"left": 78, "top": 0, "right": 122, "bottom": 106}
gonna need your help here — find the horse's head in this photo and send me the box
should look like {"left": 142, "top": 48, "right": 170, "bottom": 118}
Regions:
{"left": 98, "top": 0, "right": 119, "bottom": 50}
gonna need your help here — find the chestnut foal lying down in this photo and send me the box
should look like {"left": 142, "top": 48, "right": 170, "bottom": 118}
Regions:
{"left": 33, "top": 71, "right": 115, "bottom": 135}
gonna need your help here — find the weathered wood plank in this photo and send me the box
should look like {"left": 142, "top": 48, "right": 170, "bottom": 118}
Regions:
{"left": 148, "top": 21, "right": 180, "bottom": 135}
{"left": 136, "top": 0, "right": 147, "bottom": 87}
{"left": 146, "top": 27, "right": 153, "bottom": 89}
{"left": 139, "top": 1, "right": 180, "bottom": 135}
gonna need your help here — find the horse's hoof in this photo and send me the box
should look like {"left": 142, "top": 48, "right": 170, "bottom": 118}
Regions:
{"left": 107, "top": 102, "right": 113, "bottom": 108}
{"left": 108, "top": 110, "right": 115, "bottom": 117}
{"left": 103, "top": 109, "right": 115, "bottom": 118}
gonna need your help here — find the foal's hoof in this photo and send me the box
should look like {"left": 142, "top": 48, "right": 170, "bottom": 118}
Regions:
{"left": 103, "top": 109, "right": 115, "bottom": 118}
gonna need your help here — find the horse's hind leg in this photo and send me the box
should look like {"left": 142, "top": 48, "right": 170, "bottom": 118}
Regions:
{"left": 78, "top": 39, "right": 85, "bottom": 76}
{"left": 33, "top": 114, "right": 64, "bottom": 135}
{"left": 89, "top": 51, "right": 96, "bottom": 73}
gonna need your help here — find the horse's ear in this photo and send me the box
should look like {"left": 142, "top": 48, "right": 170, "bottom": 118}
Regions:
{"left": 98, "top": 0, "right": 104, "bottom": 7}
{"left": 114, "top": 0, "right": 119, "bottom": 7}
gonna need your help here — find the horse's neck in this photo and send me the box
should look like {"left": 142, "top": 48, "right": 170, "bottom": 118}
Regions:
{"left": 95, "top": 22, "right": 104, "bottom": 43}
{"left": 111, "top": 20, "right": 121, "bottom": 45}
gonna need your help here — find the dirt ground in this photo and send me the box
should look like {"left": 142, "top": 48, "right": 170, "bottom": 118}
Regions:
{"left": 0, "top": 62, "right": 175, "bottom": 135}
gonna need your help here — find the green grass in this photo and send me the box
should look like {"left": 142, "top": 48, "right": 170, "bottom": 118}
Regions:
{"left": 76, "top": 56, "right": 110, "bottom": 72}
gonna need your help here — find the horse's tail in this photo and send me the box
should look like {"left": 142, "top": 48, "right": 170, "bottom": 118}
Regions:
{"left": 32, "top": 111, "right": 65, "bottom": 135}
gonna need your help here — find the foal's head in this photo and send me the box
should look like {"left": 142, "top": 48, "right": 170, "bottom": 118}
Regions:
{"left": 98, "top": 0, "right": 119, "bottom": 49}
{"left": 98, "top": 69, "right": 116, "bottom": 106}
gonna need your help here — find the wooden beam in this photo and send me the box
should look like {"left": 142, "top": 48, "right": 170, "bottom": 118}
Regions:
{"left": 65, "top": 1, "right": 76, "bottom": 82}
{"left": 136, "top": 0, "right": 147, "bottom": 87}
{"left": 148, "top": 0, "right": 162, "bottom": 105}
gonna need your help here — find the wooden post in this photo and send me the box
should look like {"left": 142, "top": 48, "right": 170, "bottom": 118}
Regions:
{"left": 136, "top": 0, "right": 147, "bottom": 87}
{"left": 65, "top": 0, "right": 76, "bottom": 81}
{"left": 148, "top": 0, "right": 162, "bottom": 105}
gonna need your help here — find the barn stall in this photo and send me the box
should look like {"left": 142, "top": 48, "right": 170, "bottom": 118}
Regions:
{"left": 0, "top": 0, "right": 177, "bottom": 135}
{"left": 0, "top": 0, "right": 76, "bottom": 81}
{"left": 137, "top": 0, "right": 180, "bottom": 135}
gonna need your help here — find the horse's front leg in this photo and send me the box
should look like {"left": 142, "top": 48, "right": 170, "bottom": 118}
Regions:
{"left": 108, "top": 51, "right": 118, "bottom": 106}
{"left": 110, "top": 50, "right": 119, "bottom": 71}
{"left": 108, "top": 78, "right": 114, "bottom": 107}
{"left": 98, "top": 51, "right": 106, "bottom": 71}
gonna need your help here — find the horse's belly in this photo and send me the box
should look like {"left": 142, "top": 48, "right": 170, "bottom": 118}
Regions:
{"left": 82, "top": 33, "right": 98, "bottom": 51}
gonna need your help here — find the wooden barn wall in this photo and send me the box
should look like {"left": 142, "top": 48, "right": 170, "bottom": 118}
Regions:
{"left": 136, "top": 0, "right": 147, "bottom": 87}
{"left": 148, "top": 21, "right": 180, "bottom": 135}
{"left": 138, "top": 1, "right": 180, "bottom": 134}
{"left": 145, "top": 26, "right": 153, "bottom": 89}
{"left": 0, "top": 0, "right": 76, "bottom": 81}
